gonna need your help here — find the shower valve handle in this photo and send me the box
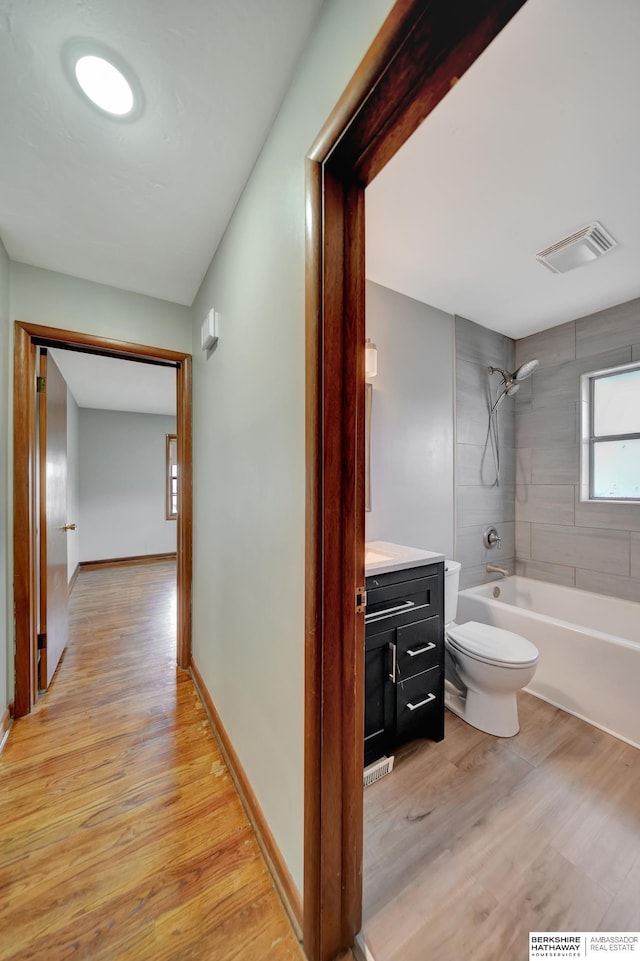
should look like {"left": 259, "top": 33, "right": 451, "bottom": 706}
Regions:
{"left": 483, "top": 526, "right": 501, "bottom": 550}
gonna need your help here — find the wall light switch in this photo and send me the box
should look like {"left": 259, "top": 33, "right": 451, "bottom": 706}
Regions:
{"left": 201, "top": 308, "right": 219, "bottom": 352}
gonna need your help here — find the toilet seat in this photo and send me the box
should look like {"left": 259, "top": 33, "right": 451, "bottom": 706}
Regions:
{"left": 446, "top": 621, "right": 539, "bottom": 669}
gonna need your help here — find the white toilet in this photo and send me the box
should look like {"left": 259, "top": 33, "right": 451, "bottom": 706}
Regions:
{"left": 444, "top": 560, "right": 539, "bottom": 737}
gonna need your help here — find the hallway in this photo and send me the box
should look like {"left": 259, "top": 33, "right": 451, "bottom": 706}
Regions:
{"left": 0, "top": 561, "right": 303, "bottom": 960}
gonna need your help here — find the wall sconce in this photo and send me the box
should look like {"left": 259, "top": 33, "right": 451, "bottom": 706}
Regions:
{"left": 365, "top": 338, "right": 378, "bottom": 378}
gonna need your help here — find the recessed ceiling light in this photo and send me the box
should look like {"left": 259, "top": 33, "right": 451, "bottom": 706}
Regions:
{"left": 63, "top": 39, "right": 143, "bottom": 121}
{"left": 74, "top": 55, "right": 134, "bottom": 116}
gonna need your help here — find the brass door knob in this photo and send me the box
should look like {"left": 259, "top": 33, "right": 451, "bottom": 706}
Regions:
{"left": 61, "top": 523, "right": 77, "bottom": 531}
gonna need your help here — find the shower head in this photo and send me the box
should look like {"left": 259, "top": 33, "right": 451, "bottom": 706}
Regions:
{"left": 486, "top": 357, "right": 538, "bottom": 486}
{"left": 488, "top": 358, "right": 539, "bottom": 389}
{"left": 488, "top": 359, "right": 537, "bottom": 418}
{"left": 514, "top": 358, "right": 539, "bottom": 381}
{"left": 490, "top": 382, "right": 519, "bottom": 415}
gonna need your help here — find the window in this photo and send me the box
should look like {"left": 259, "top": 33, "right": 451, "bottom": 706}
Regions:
{"left": 580, "top": 362, "right": 640, "bottom": 501}
{"left": 166, "top": 433, "right": 178, "bottom": 518}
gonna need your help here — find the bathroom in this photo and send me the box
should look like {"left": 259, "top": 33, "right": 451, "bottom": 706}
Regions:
{"left": 358, "top": 1, "right": 640, "bottom": 957}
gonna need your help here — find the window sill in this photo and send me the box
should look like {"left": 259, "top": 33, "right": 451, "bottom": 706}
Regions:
{"left": 579, "top": 497, "right": 640, "bottom": 505}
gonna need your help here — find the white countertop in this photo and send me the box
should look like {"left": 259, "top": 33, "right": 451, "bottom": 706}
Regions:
{"left": 365, "top": 540, "right": 445, "bottom": 576}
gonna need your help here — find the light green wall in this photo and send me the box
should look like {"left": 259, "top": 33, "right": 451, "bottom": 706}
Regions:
{"left": 3, "top": 262, "right": 191, "bottom": 711}
{"left": 10, "top": 263, "right": 192, "bottom": 352}
{"left": 1, "top": 0, "right": 396, "bottom": 892}
{"left": 191, "top": 0, "right": 396, "bottom": 895}
{"left": 0, "top": 238, "right": 10, "bottom": 722}
{"left": 78, "top": 409, "right": 177, "bottom": 562}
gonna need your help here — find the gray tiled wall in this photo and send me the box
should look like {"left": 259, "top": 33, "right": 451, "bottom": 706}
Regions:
{"left": 514, "top": 296, "right": 640, "bottom": 601}
{"left": 455, "top": 316, "right": 516, "bottom": 588}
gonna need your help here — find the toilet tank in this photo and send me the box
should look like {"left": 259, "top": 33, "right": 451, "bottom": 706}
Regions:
{"left": 444, "top": 560, "right": 461, "bottom": 624}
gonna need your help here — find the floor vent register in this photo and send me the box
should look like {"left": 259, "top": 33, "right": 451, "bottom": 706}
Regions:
{"left": 363, "top": 755, "right": 394, "bottom": 788}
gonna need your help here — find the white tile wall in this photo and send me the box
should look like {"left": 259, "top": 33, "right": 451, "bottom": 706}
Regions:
{"left": 630, "top": 532, "right": 640, "bottom": 579}
{"left": 530, "top": 524, "right": 629, "bottom": 576}
{"left": 516, "top": 485, "right": 575, "bottom": 526}
{"left": 530, "top": 446, "right": 578, "bottom": 485}
{"left": 574, "top": 490, "right": 640, "bottom": 532}
{"left": 456, "top": 315, "right": 508, "bottom": 367}
{"left": 515, "top": 295, "right": 640, "bottom": 601}
{"left": 457, "top": 360, "right": 514, "bottom": 447}
{"left": 516, "top": 404, "right": 577, "bottom": 448}
{"left": 575, "top": 569, "right": 640, "bottom": 603}
{"left": 515, "top": 320, "right": 575, "bottom": 368}
{"left": 455, "top": 316, "right": 515, "bottom": 587}
{"left": 515, "top": 558, "right": 576, "bottom": 587}
{"left": 457, "top": 484, "right": 511, "bottom": 529}
{"left": 455, "top": 300, "right": 640, "bottom": 601}
{"left": 457, "top": 443, "right": 515, "bottom": 487}
{"left": 515, "top": 447, "right": 532, "bottom": 486}
{"left": 515, "top": 521, "right": 531, "bottom": 559}
{"left": 575, "top": 297, "right": 640, "bottom": 357}
{"left": 531, "top": 347, "right": 631, "bottom": 408}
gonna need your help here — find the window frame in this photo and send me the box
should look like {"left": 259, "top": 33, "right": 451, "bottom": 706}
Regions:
{"left": 166, "top": 432, "right": 178, "bottom": 519}
{"left": 580, "top": 360, "right": 640, "bottom": 503}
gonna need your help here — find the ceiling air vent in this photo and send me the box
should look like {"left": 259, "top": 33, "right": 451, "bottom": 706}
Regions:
{"left": 536, "top": 222, "right": 617, "bottom": 274}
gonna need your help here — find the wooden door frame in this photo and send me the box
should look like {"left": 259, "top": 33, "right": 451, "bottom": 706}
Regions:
{"left": 303, "top": 1, "right": 527, "bottom": 958}
{"left": 13, "top": 321, "right": 193, "bottom": 717}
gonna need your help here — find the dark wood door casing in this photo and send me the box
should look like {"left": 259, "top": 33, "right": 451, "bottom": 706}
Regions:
{"left": 13, "top": 321, "right": 193, "bottom": 717}
{"left": 304, "top": 2, "right": 528, "bottom": 959}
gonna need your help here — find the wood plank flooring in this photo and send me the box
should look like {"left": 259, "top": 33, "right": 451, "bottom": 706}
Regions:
{"left": 362, "top": 695, "right": 640, "bottom": 961}
{"left": 0, "top": 562, "right": 304, "bottom": 961}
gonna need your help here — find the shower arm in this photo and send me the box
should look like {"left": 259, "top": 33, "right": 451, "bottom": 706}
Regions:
{"left": 488, "top": 365, "right": 510, "bottom": 383}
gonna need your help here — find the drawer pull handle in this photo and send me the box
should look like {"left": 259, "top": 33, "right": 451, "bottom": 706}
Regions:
{"left": 365, "top": 600, "right": 414, "bottom": 622}
{"left": 406, "top": 643, "right": 436, "bottom": 657}
{"left": 406, "top": 693, "right": 436, "bottom": 711}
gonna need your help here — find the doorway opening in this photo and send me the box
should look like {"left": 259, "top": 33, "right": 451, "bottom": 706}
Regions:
{"left": 302, "top": 2, "right": 526, "bottom": 959}
{"left": 13, "top": 321, "right": 192, "bottom": 717}
{"left": 38, "top": 344, "right": 179, "bottom": 691}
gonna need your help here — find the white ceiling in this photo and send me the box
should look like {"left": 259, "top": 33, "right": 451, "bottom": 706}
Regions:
{"left": 0, "top": 0, "right": 324, "bottom": 305}
{"left": 366, "top": 0, "right": 640, "bottom": 339}
{"left": 49, "top": 348, "right": 176, "bottom": 416}
{"left": 4, "top": 0, "right": 636, "bottom": 342}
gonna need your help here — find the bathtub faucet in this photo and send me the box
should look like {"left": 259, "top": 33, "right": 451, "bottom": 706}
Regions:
{"left": 486, "top": 563, "right": 509, "bottom": 577}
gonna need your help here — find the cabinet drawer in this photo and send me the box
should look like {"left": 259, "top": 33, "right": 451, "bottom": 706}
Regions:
{"left": 397, "top": 616, "right": 442, "bottom": 679}
{"left": 365, "top": 574, "right": 439, "bottom": 627}
{"left": 366, "top": 562, "right": 440, "bottom": 593}
{"left": 396, "top": 667, "right": 442, "bottom": 742}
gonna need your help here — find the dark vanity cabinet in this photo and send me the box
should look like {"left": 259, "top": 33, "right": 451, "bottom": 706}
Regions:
{"left": 364, "top": 561, "right": 444, "bottom": 766}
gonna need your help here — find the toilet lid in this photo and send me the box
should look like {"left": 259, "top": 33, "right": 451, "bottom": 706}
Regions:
{"left": 447, "top": 621, "right": 539, "bottom": 667}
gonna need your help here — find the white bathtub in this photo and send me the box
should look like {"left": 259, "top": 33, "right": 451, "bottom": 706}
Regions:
{"left": 457, "top": 576, "right": 640, "bottom": 749}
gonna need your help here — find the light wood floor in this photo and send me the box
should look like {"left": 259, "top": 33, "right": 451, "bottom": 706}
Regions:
{"left": 0, "top": 561, "right": 303, "bottom": 961}
{"left": 362, "top": 694, "right": 640, "bottom": 961}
